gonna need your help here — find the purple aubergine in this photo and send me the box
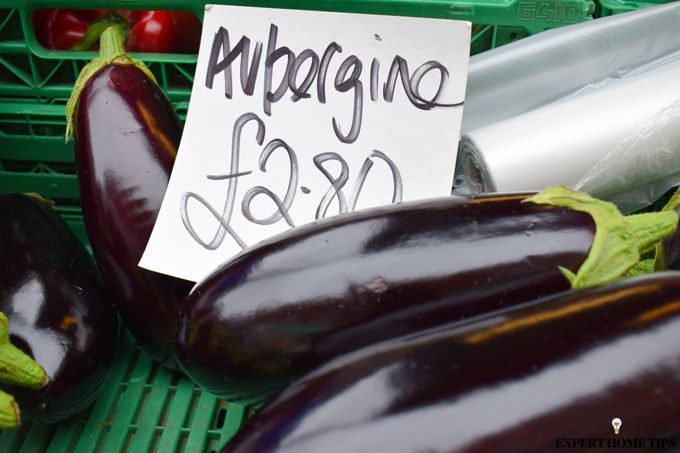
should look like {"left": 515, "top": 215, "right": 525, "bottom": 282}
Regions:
{"left": 0, "top": 194, "right": 118, "bottom": 423}
{"left": 177, "top": 189, "right": 605, "bottom": 397}
{"left": 177, "top": 187, "right": 676, "bottom": 397}
{"left": 224, "top": 272, "right": 680, "bottom": 452}
{"left": 67, "top": 26, "right": 191, "bottom": 366}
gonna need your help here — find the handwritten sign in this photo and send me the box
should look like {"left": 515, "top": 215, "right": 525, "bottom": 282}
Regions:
{"left": 140, "top": 5, "right": 471, "bottom": 282}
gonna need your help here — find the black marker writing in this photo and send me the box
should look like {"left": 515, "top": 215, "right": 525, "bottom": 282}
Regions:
{"left": 370, "top": 58, "right": 379, "bottom": 102}
{"left": 333, "top": 56, "right": 363, "bottom": 144}
{"left": 383, "top": 56, "right": 457, "bottom": 109}
{"left": 204, "top": 24, "right": 463, "bottom": 143}
{"left": 180, "top": 112, "right": 264, "bottom": 250}
{"left": 205, "top": 26, "right": 262, "bottom": 98}
{"left": 242, "top": 138, "right": 298, "bottom": 227}
{"left": 180, "top": 191, "right": 247, "bottom": 249}
{"left": 290, "top": 49, "right": 320, "bottom": 101}
{"left": 314, "top": 152, "right": 349, "bottom": 219}
{"left": 180, "top": 114, "right": 405, "bottom": 250}
{"left": 317, "top": 42, "right": 342, "bottom": 104}
{"left": 264, "top": 24, "right": 295, "bottom": 115}
{"left": 348, "top": 150, "right": 402, "bottom": 210}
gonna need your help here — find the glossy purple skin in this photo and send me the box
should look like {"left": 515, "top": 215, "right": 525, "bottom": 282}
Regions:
{"left": 0, "top": 194, "right": 118, "bottom": 423}
{"left": 75, "top": 63, "right": 191, "bottom": 366}
{"left": 224, "top": 272, "right": 680, "bottom": 452}
{"left": 176, "top": 193, "right": 595, "bottom": 396}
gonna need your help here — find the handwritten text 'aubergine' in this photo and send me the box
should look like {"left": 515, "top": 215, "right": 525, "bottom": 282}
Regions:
{"left": 205, "top": 24, "right": 462, "bottom": 144}
{"left": 180, "top": 23, "right": 462, "bottom": 252}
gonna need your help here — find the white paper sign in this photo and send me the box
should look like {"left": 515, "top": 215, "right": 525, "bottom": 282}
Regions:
{"left": 140, "top": 5, "right": 470, "bottom": 282}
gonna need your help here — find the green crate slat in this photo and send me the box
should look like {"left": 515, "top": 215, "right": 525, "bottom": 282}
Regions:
{"left": 45, "top": 420, "right": 82, "bottom": 453}
{"left": 0, "top": 172, "right": 79, "bottom": 199}
{"left": 0, "top": 39, "right": 27, "bottom": 53}
{"left": 101, "top": 354, "right": 154, "bottom": 452}
{"left": 221, "top": 404, "right": 247, "bottom": 446}
{"left": 596, "top": 0, "right": 673, "bottom": 16}
{"left": 72, "top": 333, "right": 138, "bottom": 453}
{"left": 0, "top": 101, "right": 65, "bottom": 116}
{"left": 0, "top": 136, "right": 72, "bottom": 163}
{"left": 0, "top": 0, "right": 596, "bottom": 106}
{"left": 156, "top": 380, "right": 195, "bottom": 452}
{"left": 61, "top": 216, "right": 88, "bottom": 248}
{"left": 0, "top": 85, "right": 79, "bottom": 98}
{"left": 0, "top": 425, "right": 27, "bottom": 451}
{"left": 186, "top": 392, "right": 219, "bottom": 451}
{"left": 18, "top": 423, "right": 51, "bottom": 452}
{"left": 128, "top": 368, "right": 172, "bottom": 453}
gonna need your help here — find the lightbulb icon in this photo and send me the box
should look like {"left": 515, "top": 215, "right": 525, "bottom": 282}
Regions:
{"left": 612, "top": 418, "right": 622, "bottom": 435}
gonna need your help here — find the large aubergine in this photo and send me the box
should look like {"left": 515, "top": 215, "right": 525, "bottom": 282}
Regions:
{"left": 68, "top": 26, "right": 191, "bottom": 365}
{"left": 0, "top": 194, "right": 118, "bottom": 423}
{"left": 176, "top": 186, "right": 673, "bottom": 397}
{"left": 224, "top": 272, "right": 680, "bottom": 452}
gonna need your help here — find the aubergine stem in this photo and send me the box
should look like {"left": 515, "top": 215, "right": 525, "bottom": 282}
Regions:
{"left": 626, "top": 258, "right": 655, "bottom": 276}
{"left": 654, "top": 186, "right": 680, "bottom": 270}
{"left": 65, "top": 24, "right": 156, "bottom": 140}
{"left": 626, "top": 212, "right": 679, "bottom": 253}
{"left": 0, "top": 390, "right": 19, "bottom": 429}
{"left": 70, "top": 13, "right": 128, "bottom": 51}
{"left": 0, "top": 312, "right": 47, "bottom": 389}
{"left": 662, "top": 185, "right": 680, "bottom": 213}
{"left": 526, "top": 186, "right": 677, "bottom": 288}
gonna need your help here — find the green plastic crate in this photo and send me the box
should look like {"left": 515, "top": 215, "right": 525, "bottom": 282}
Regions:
{"left": 0, "top": 331, "right": 265, "bottom": 452}
{"left": 0, "top": 0, "right": 595, "bottom": 451}
{"left": 596, "top": 0, "right": 673, "bottom": 16}
{"left": 0, "top": 0, "right": 595, "bottom": 105}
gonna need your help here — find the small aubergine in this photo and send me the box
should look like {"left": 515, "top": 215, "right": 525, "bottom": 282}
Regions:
{"left": 66, "top": 25, "right": 191, "bottom": 366}
{"left": 224, "top": 272, "right": 680, "bottom": 453}
{"left": 176, "top": 186, "right": 677, "bottom": 397}
{"left": 0, "top": 194, "right": 118, "bottom": 423}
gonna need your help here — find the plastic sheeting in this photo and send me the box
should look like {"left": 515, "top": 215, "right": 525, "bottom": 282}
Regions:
{"left": 457, "top": 2, "right": 680, "bottom": 211}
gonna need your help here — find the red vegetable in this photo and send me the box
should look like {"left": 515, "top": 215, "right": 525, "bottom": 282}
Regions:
{"left": 33, "top": 9, "right": 200, "bottom": 53}
{"left": 170, "top": 12, "right": 203, "bottom": 54}
{"left": 34, "top": 9, "right": 102, "bottom": 50}
{"left": 116, "top": 10, "right": 177, "bottom": 53}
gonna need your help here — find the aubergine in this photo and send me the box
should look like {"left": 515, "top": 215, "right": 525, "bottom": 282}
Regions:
{"left": 176, "top": 186, "right": 677, "bottom": 397}
{"left": 224, "top": 272, "right": 680, "bottom": 452}
{"left": 0, "top": 194, "right": 118, "bottom": 423}
{"left": 66, "top": 25, "right": 191, "bottom": 366}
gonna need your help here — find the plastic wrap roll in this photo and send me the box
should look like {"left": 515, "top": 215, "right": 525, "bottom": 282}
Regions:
{"left": 462, "top": 2, "right": 680, "bottom": 134}
{"left": 460, "top": 56, "right": 680, "bottom": 200}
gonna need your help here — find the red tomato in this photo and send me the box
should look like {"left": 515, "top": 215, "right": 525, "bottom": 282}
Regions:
{"left": 125, "top": 11, "right": 177, "bottom": 53}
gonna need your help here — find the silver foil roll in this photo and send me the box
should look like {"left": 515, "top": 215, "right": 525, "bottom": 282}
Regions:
{"left": 462, "top": 2, "right": 680, "bottom": 134}
{"left": 460, "top": 57, "right": 680, "bottom": 205}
